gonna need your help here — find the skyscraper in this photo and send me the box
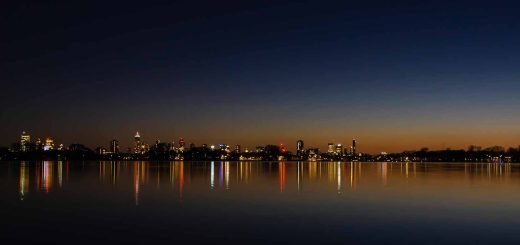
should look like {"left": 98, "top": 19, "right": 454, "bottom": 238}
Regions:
{"left": 352, "top": 139, "right": 357, "bottom": 156}
{"left": 235, "top": 145, "right": 241, "bottom": 154}
{"left": 110, "top": 140, "right": 119, "bottom": 153}
{"left": 134, "top": 132, "right": 142, "bottom": 154}
{"left": 179, "top": 138, "right": 185, "bottom": 147}
{"left": 35, "top": 138, "right": 42, "bottom": 150}
{"left": 328, "top": 143, "right": 334, "bottom": 153}
{"left": 20, "top": 131, "right": 30, "bottom": 152}
{"left": 335, "top": 144, "right": 343, "bottom": 155}
{"left": 296, "top": 140, "right": 304, "bottom": 155}
{"left": 44, "top": 138, "right": 54, "bottom": 151}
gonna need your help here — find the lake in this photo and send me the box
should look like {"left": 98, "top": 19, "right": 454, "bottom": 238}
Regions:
{"left": 1, "top": 161, "right": 519, "bottom": 244}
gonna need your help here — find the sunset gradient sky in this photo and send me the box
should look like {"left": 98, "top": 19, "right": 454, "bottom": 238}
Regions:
{"left": 2, "top": 0, "right": 520, "bottom": 153}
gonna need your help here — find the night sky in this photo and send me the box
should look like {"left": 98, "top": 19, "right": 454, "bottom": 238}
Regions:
{"left": 2, "top": 0, "right": 520, "bottom": 153}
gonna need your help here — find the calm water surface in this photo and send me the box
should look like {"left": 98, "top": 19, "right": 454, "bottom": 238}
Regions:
{"left": 1, "top": 161, "right": 520, "bottom": 244}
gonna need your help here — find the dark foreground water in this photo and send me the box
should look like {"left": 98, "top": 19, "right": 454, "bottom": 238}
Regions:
{"left": 1, "top": 161, "right": 520, "bottom": 244}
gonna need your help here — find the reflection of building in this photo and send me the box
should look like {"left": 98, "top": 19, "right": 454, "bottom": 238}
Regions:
{"left": 41, "top": 161, "right": 53, "bottom": 193}
{"left": 110, "top": 140, "right": 119, "bottom": 153}
{"left": 20, "top": 131, "right": 31, "bottom": 152}
{"left": 19, "top": 162, "right": 29, "bottom": 200}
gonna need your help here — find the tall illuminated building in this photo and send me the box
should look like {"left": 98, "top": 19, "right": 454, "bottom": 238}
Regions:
{"left": 296, "top": 140, "right": 304, "bottom": 157}
{"left": 352, "top": 139, "right": 356, "bottom": 156}
{"left": 179, "top": 138, "right": 185, "bottom": 151}
{"left": 44, "top": 138, "right": 54, "bottom": 151}
{"left": 134, "top": 132, "right": 142, "bottom": 154}
{"left": 110, "top": 140, "right": 119, "bottom": 153}
{"left": 235, "top": 145, "right": 241, "bottom": 154}
{"left": 328, "top": 143, "right": 334, "bottom": 153}
{"left": 335, "top": 144, "right": 343, "bottom": 155}
{"left": 20, "top": 131, "right": 31, "bottom": 152}
{"left": 35, "top": 138, "right": 42, "bottom": 150}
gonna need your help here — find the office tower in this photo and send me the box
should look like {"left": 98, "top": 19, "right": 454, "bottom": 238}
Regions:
{"left": 235, "top": 145, "right": 241, "bottom": 153}
{"left": 189, "top": 143, "right": 195, "bottom": 149}
{"left": 110, "top": 140, "right": 119, "bottom": 153}
{"left": 335, "top": 144, "right": 343, "bottom": 155}
{"left": 328, "top": 143, "right": 334, "bottom": 153}
{"left": 134, "top": 132, "right": 142, "bottom": 154}
{"left": 20, "top": 131, "right": 30, "bottom": 152}
{"left": 35, "top": 138, "right": 42, "bottom": 150}
{"left": 352, "top": 139, "right": 356, "bottom": 156}
{"left": 296, "top": 140, "right": 304, "bottom": 156}
{"left": 178, "top": 138, "right": 185, "bottom": 151}
{"left": 44, "top": 138, "right": 54, "bottom": 151}
{"left": 308, "top": 148, "right": 320, "bottom": 160}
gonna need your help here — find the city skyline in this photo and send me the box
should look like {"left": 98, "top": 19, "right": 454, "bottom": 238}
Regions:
{"left": 3, "top": 1, "right": 520, "bottom": 154}
{"left": 6, "top": 129, "right": 520, "bottom": 156}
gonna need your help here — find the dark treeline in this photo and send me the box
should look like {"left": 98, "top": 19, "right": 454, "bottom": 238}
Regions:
{"left": 1, "top": 143, "right": 520, "bottom": 163}
{"left": 379, "top": 146, "right": 520, "bottom": 163}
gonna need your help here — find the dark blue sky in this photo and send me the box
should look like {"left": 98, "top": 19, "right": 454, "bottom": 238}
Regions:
{"left": 2, "top": 0, "right": 520, "bottom": 152}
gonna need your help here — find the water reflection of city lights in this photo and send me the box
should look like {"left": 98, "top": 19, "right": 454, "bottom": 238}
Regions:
{"left": 225, "top": 161, "right": 230, "bottom": 190}
{"left": 19, "top": 162, "right": 29, "bottom": 200}
{"left": 337, "top": 162, "right": 341, "bottom": 194}
{"left": 279, "top": 162, "right": 286, "bottom": 192}
{"left": 13, "top": 161, "right": 520, "bottom": 204}
{"left": 210, "top": 161, "right": 215, "bottom": 190}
